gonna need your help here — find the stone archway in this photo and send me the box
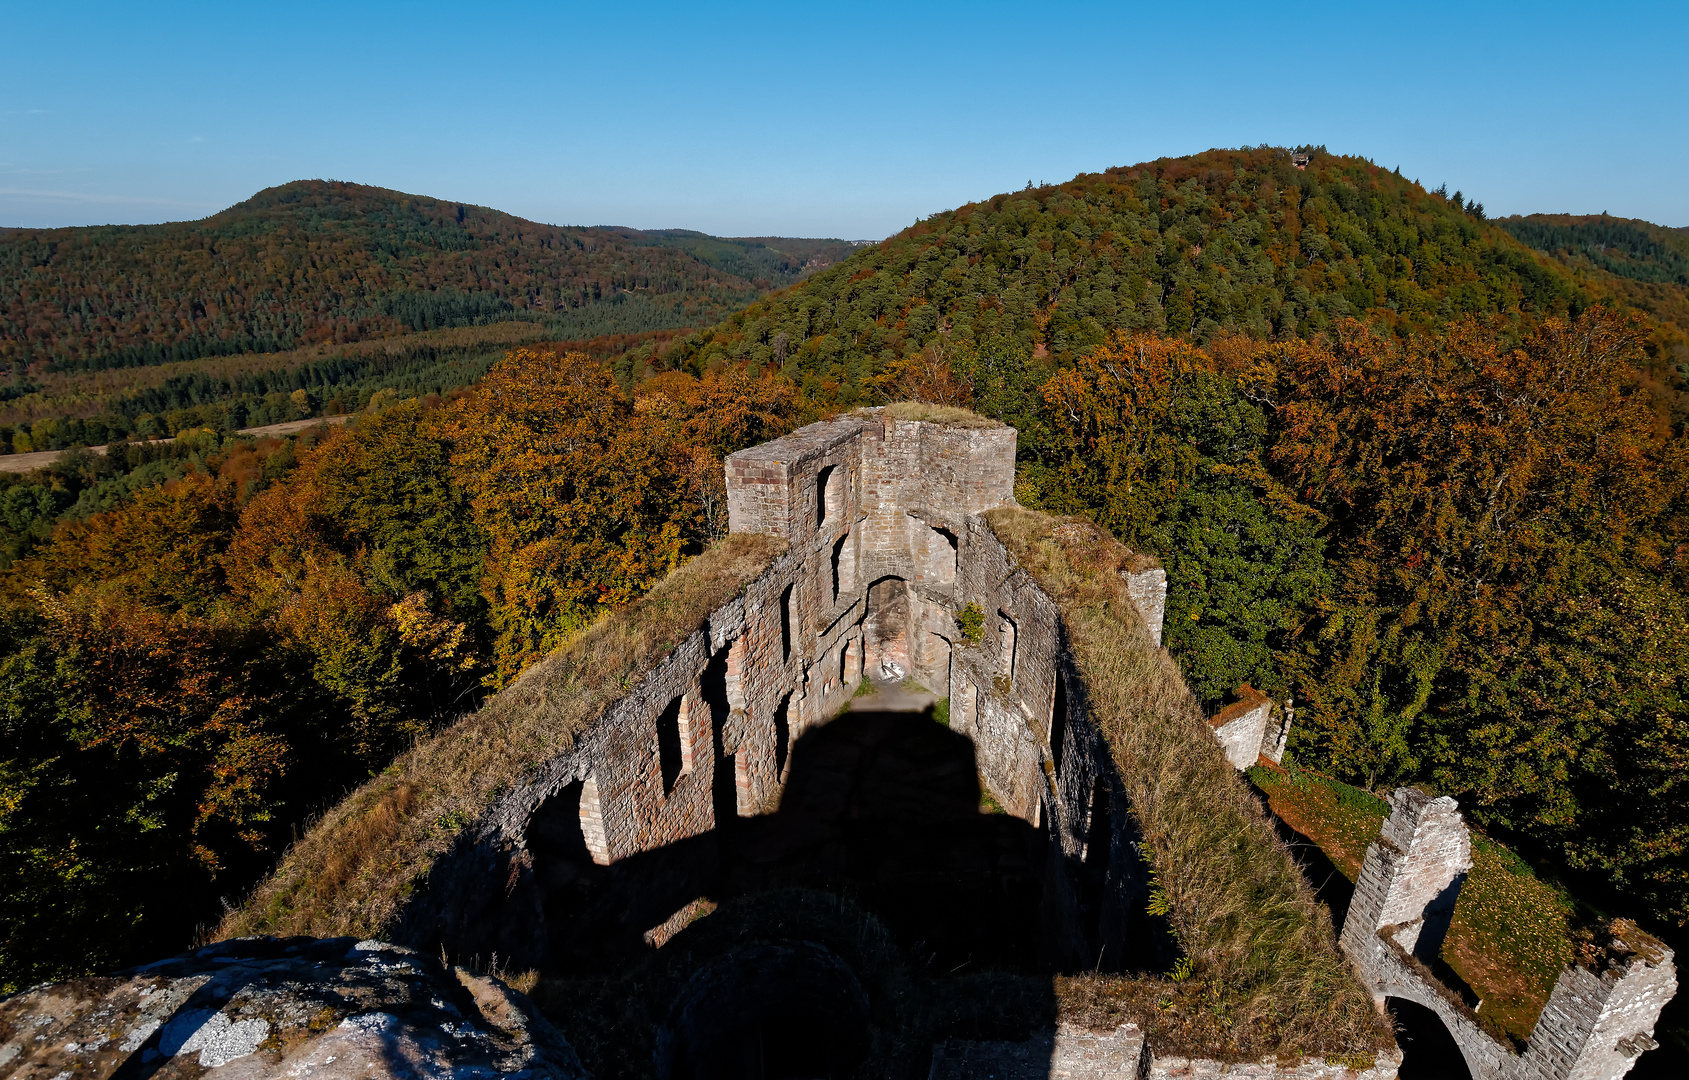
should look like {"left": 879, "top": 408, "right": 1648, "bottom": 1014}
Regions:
{"left": 1387, "top": 996, "right": 1474, "bottom": 1080}
{"left": 863, "top": 576, "right": 911, "bottom": 679}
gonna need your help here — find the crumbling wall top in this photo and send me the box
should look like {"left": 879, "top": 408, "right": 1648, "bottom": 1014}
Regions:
{"left": 725, "top": 406, "right": 1017, "bottom": 541}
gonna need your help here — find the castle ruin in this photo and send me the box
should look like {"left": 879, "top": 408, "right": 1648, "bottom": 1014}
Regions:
{"left": 5, "top": 408, "right": 1676, "bottom": 1080}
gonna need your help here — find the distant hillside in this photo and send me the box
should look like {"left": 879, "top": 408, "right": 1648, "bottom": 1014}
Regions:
{"left": 1499, "top": 213, "right": 1689, "bottom": 286}
{"left": 642, "top": 147, "right": 1608, "bottom": 399}
{"left": 0, "top": 181, "right": 856, "bottom": 371}
{"left": 1499, "top": 214, "right": 1689, "bottom": 394}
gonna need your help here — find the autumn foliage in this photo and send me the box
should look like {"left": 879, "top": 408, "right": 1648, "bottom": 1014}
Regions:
{"left": 996, "top": 308, "right": 1687, "bottom": 927}
{"left": 2, "top": 264, "right": 1685, "bottom": 1015}
{"left": 0, "top": 351, "right": 800, "bottom": 990}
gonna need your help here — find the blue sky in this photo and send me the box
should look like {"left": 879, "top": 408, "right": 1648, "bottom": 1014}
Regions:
{"left": 2, "top": 1, "right": 1684, "bottom": 237}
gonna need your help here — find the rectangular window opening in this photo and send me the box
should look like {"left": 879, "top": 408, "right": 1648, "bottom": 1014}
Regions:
{"left": 780, "top": 583, "right": 793, "bottom": 662}
{"left": 658, "top": 694, "right": 689, "bottom": 795}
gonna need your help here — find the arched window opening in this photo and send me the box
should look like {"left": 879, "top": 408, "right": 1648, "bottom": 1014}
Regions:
{"left": 529, "top": 779, "right": 592, "bottom": 867}
{"left": 927, "top": 525, "right": 958, "bottom": 584}
{"left": 816, "top": 464, "right": 837, "bottom": 527}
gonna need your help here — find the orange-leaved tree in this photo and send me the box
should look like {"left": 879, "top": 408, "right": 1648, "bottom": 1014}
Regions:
{"left": 444, "top": 350, "right": 696, "bottom": 683}
{"left": 226, "top": 406, "right": 488, "bottom": 755}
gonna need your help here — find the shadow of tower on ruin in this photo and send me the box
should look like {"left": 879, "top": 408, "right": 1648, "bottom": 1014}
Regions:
{"left": 526, "top": 707, "right": 1077, "bottom": 978}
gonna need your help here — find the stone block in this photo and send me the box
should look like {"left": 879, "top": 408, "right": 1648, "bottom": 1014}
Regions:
{"left": 1209, "top": 686, "right": 1272, "bottom": 771}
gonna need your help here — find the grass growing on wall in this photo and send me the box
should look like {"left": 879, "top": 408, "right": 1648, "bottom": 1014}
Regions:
{"left": 221, "top": 532, "right": 786, "bottom": 941}
{"left": 1444, "top": 837, "right": 1576, "bottom": 1043}
{"left": 1250, "top": 761, "right": 1577, "bottom": 1044}
{"left": 983, "top": 506, "right": 1392, "bottom": 1062}
{"left": 1247, "top": 762, "right": 1388, "bottom": 882}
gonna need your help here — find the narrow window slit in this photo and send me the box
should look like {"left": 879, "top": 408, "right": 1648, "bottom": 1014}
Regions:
{"left": 774, "top": 692, "right": 792, "bottom": 780}
{"left": 780, "top": 583, "right": 793, "bottom": 662}
{"left": 658, "top": 694, "right": 689, "bottom": 795}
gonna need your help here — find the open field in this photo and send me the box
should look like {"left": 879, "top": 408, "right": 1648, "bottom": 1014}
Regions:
{"left": 0, "top": 416, "right": 352, "bottom": 472}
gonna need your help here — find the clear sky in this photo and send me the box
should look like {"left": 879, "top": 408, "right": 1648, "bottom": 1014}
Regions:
{"left": 2, "top": 1, "right": 1684, "bottom": 238}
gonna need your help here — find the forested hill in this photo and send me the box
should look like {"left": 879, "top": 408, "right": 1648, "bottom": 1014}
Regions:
{"left": 1500, "top": 213, "right": 1689, "bottom": 389}
{"left": 0, "top": 180, "right": 857, "bottom": 371}
{"left": 1500, "top": 213, "right": 1689, "bottom": 286}
{"left": 640, "top": 147, "right": 1611, "bottom": 399}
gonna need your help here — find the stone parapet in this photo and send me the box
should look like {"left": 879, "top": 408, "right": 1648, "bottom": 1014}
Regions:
{"left": 1209, "top": 686, "right": 1273, "bottom": 772}
{"left": 1123, "top": 567, "right": 1167, "bottom": 647}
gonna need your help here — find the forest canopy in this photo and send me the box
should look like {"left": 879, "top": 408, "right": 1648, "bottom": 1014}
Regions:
{"left": 0, "top": 358, "right": 799, "bottom": 991}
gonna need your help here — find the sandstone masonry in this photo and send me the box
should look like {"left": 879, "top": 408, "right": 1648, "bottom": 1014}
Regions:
{"left": 1341, "top": 788, "right": 1677, "bottom": 1080}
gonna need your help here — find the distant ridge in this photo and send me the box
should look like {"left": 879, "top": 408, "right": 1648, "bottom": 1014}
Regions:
{"left": 0, "top": 179, "right": 855, "bottom": 371}
{"left": 1500, "top": 213, "right": 1689, "bottom": 393}
{"left": 1499, "top": 213, "right": 1689, "bottom": 286}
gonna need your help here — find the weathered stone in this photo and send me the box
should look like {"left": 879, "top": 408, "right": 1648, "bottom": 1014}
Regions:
{"left": 0, "top": 936, "right": 584, "bottom": 1079}
{"left": 1260, "top": 699, "right": 1293, "bottom": 766}
{"left": 1342, "top": 788, "right": 1677, "bottom": 1080}
{"left": 932, "top": 1022, "right": 1405, "bottom": 1079}
{"left": 1209, "top": 686, "right": 1273, "bottom": 771}
{"left": 1123, "top": 567, "right": 1167, "bottom": 647}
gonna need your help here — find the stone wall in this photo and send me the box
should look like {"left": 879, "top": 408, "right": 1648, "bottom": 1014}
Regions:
{"left": 398, "top": 410, "right": 1031, "bottom": 969}
{"left": 1207, "top": 685, "right": 1296, "bottom": 771}
{"left": 932, "top": 1023, "right": 1405, "bottom": 1079}
{"left": 393, "top": 408, "right": 1430, "bottom": 1077}
{"left": 1123, "top": 568, "right": 1167, "bottom": 647}
{"left": 1342, "top": 787, "right": 1677, "bottom": 1080}
{"left": 1210, "top": 686, "right": 1273, "bottom": 771}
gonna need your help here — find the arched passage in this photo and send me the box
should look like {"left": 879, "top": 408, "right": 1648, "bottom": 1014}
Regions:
{"left": 863, "top": 576, "right": 910, "bottom": 679}
{"left": 1388, "top": 996, "right": 1474, "bottom": 1080}
{"left": 527, "top": 778, "right": 610, "bottom": 970}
